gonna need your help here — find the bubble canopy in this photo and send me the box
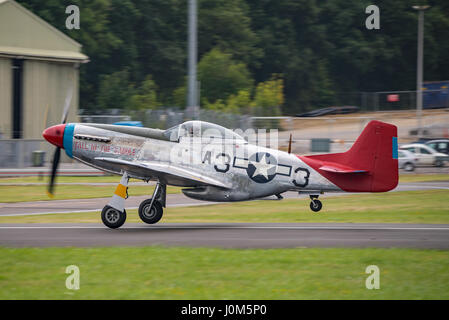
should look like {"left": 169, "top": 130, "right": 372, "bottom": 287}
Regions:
{"left": 163, "top": 121, "right": 245, "bottom": 142}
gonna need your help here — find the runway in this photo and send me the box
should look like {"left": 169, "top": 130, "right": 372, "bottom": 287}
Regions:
{"left": 1, "top": 223, "right": 448, "bottom": 248}
{"left": 0, "top": 181, "right": 447, "bottom": 217}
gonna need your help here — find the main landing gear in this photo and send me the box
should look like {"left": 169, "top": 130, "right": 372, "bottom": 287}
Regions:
{"left": 138, "top": 182, "right": 166, "bottom": 224}
{"left": 309, "top": 195, "right": 322, "bottom": 212}
{"left": 101, "top": 172, "right": 166, "bottom": 229}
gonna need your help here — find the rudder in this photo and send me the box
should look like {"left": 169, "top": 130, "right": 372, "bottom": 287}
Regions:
{"left": 299, "top": 120, "right": 398, "bottom": 192}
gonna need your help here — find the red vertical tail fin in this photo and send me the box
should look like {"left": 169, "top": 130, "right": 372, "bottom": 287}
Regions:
{"left": 299, "top": 120, "right": 398, "bottom": 192}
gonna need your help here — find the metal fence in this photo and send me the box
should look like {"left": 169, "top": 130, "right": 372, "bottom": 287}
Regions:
{"left": 335, "top": 89, "right": 449, "bottom": 112}
{"left": 0, "top": 139, "right": 42, "bottom": 168}
{"left": 80, "top": 107, "right": 254, "bottom": 131}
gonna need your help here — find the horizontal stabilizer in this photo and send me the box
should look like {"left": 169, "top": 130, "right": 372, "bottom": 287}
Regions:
{"left": 319, "top": 164, "right": 368, "bottom": 174}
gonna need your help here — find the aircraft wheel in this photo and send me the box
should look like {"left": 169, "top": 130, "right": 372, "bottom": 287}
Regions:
{"left": 139, "top": 199, "right": 163, "bottom": 224}
{"left": 404, "top": 162, "right": 415, "bottom": 172}
{"left": 310, "top": 199, "right": 322, "bottom": 212}
{"left": 101, "top": 205, "right": 126, "bottom": 229}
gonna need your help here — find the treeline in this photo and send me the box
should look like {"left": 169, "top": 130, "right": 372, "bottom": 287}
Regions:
{"left": 19, "top": 0, "right": 449, "bottom": 115}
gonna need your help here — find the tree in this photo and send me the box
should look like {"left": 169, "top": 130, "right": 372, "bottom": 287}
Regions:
{"left": 129, "top": 76, "right": 160, "bottom": 110}
{"left": 246, "top": 0, "right": 335, "bottom": 113}
{"left": 198, "top": 0, "right": 262, "bottom": 67}
{"left": 198, "top": 48, "right": 253, "bottom": 105}
{"left": 202, "top": 99, "right": 227, "bottom": 112}
{"left": 17, "top": 0, "right": 449, "bottom": 114}
{"left": 227, "top": 89, "right": 252, "bottom": 114}
{"left": 172, "top": 85, "right": 187, "bottom": 108}
{"left": 96, "top": 70, "right": 134, "bottom": 109}
{"left": 202, "top": 76, "right": 284, "bottom": 115}
{"left": 251, "top": 76, "right": 284, "bottom": 116}
{"left": 133, "top": 0, "right": 187, "bottom": 103}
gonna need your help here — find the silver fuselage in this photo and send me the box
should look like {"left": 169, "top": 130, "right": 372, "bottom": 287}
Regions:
{"left": 68, "top": 124, "right": 340, "bottom": 201}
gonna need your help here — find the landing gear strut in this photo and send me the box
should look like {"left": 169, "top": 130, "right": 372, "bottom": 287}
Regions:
{"left": 138, "top": 182, "right": 166, "bottom": 224}
{"left": 309, "top": 195, "right": 322, "bottom": 212}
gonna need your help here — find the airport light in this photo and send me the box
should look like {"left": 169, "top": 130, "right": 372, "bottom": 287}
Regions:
{"left": 187, "top": 0, "right": 198, "bottom": 119}
{"left": 412, "top": 5, "right": 430, "bottom": 139}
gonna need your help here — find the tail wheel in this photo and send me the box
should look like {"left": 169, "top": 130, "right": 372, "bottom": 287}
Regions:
{"left": 310, "top": 199, "right": 322, "bottom": 212}
{"left": 101, "top": 205, "right": 126, "bottom": 229}
{"left": 139, "top": 199, "right": 163, "bottom": 224}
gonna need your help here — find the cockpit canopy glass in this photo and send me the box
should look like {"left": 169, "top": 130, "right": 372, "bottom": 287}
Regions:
{"left": 164, "top": 121, "right": 244, "bottom": 142}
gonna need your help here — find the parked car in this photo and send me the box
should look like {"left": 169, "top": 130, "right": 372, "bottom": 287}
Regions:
{"left": 425, "top": 139, "right": 449, "bottom": 155}
{"left": 400, "top": 143, "right": 449, "bottom": 167}
{"left": 398, "top": 149, "right": 417, "bottom": 171}
{"left": 296, "top": 106, "right": 359, "bottom": 117}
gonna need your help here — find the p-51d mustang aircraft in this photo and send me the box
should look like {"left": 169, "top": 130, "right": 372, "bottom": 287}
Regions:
{"left": 43, "top": 112, "right": 398, "bottom": 229}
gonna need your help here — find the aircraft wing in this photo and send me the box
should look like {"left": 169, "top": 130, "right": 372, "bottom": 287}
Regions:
{"left": 95, "top": 157, "right": 231, "bottom": 189}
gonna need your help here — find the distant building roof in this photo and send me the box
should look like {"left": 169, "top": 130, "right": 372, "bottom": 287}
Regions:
{"left": 0, "top": 0, "right": 88, "bottom": 62}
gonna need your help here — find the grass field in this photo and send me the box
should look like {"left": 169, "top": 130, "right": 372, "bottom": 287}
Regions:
{"left": 0, "top": 184, "right": 181, "bottom": 203}
{"left": 0, "top": 246, "right": 447, "bottom": 299}
{"left": 1, "top": 190, "right": 448, "bottom": 224}
{"left": 398, "top": 173, "right": 449, "bottom": 183}
{"left": 0, "top": 174, "right": 447, "bottom": 203}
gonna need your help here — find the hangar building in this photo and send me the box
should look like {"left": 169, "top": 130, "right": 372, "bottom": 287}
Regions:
{"left": 0, "top": 0, "right": 88, "bottom": 166}
{"left": 0, "top": 0, "right": 88, "bottom": 139}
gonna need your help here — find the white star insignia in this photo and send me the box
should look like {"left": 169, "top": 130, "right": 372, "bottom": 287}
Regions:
{"left": 251, "top": 154, "right": 276, "bottom": 179}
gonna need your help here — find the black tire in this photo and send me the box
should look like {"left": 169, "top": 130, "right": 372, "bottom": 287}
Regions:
{"left": 310, "top": 199, "right": 322, "bottom": 212}
{"left": 404, "top": 162, "right": 415, "bottom": 172}
{"left": 101, "top": 205, "right": 126, "bottom": 229}
{"left": 435, "top": 160, "right": 444, "bottom": 167}
{"left": 138, "top": 199, "right": 163, "bottom": 224}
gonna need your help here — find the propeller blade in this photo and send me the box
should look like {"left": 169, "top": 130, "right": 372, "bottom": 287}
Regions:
{"left": 47, "top": 147, "right": 61, "bottom": 197}
{"left": 61, "top": 86, "right": 74, "bottom": 124}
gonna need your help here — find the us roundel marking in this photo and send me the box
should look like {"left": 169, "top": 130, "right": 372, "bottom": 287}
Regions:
{"left": 246, "top": 152, "right": 278, "bottom": 183}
